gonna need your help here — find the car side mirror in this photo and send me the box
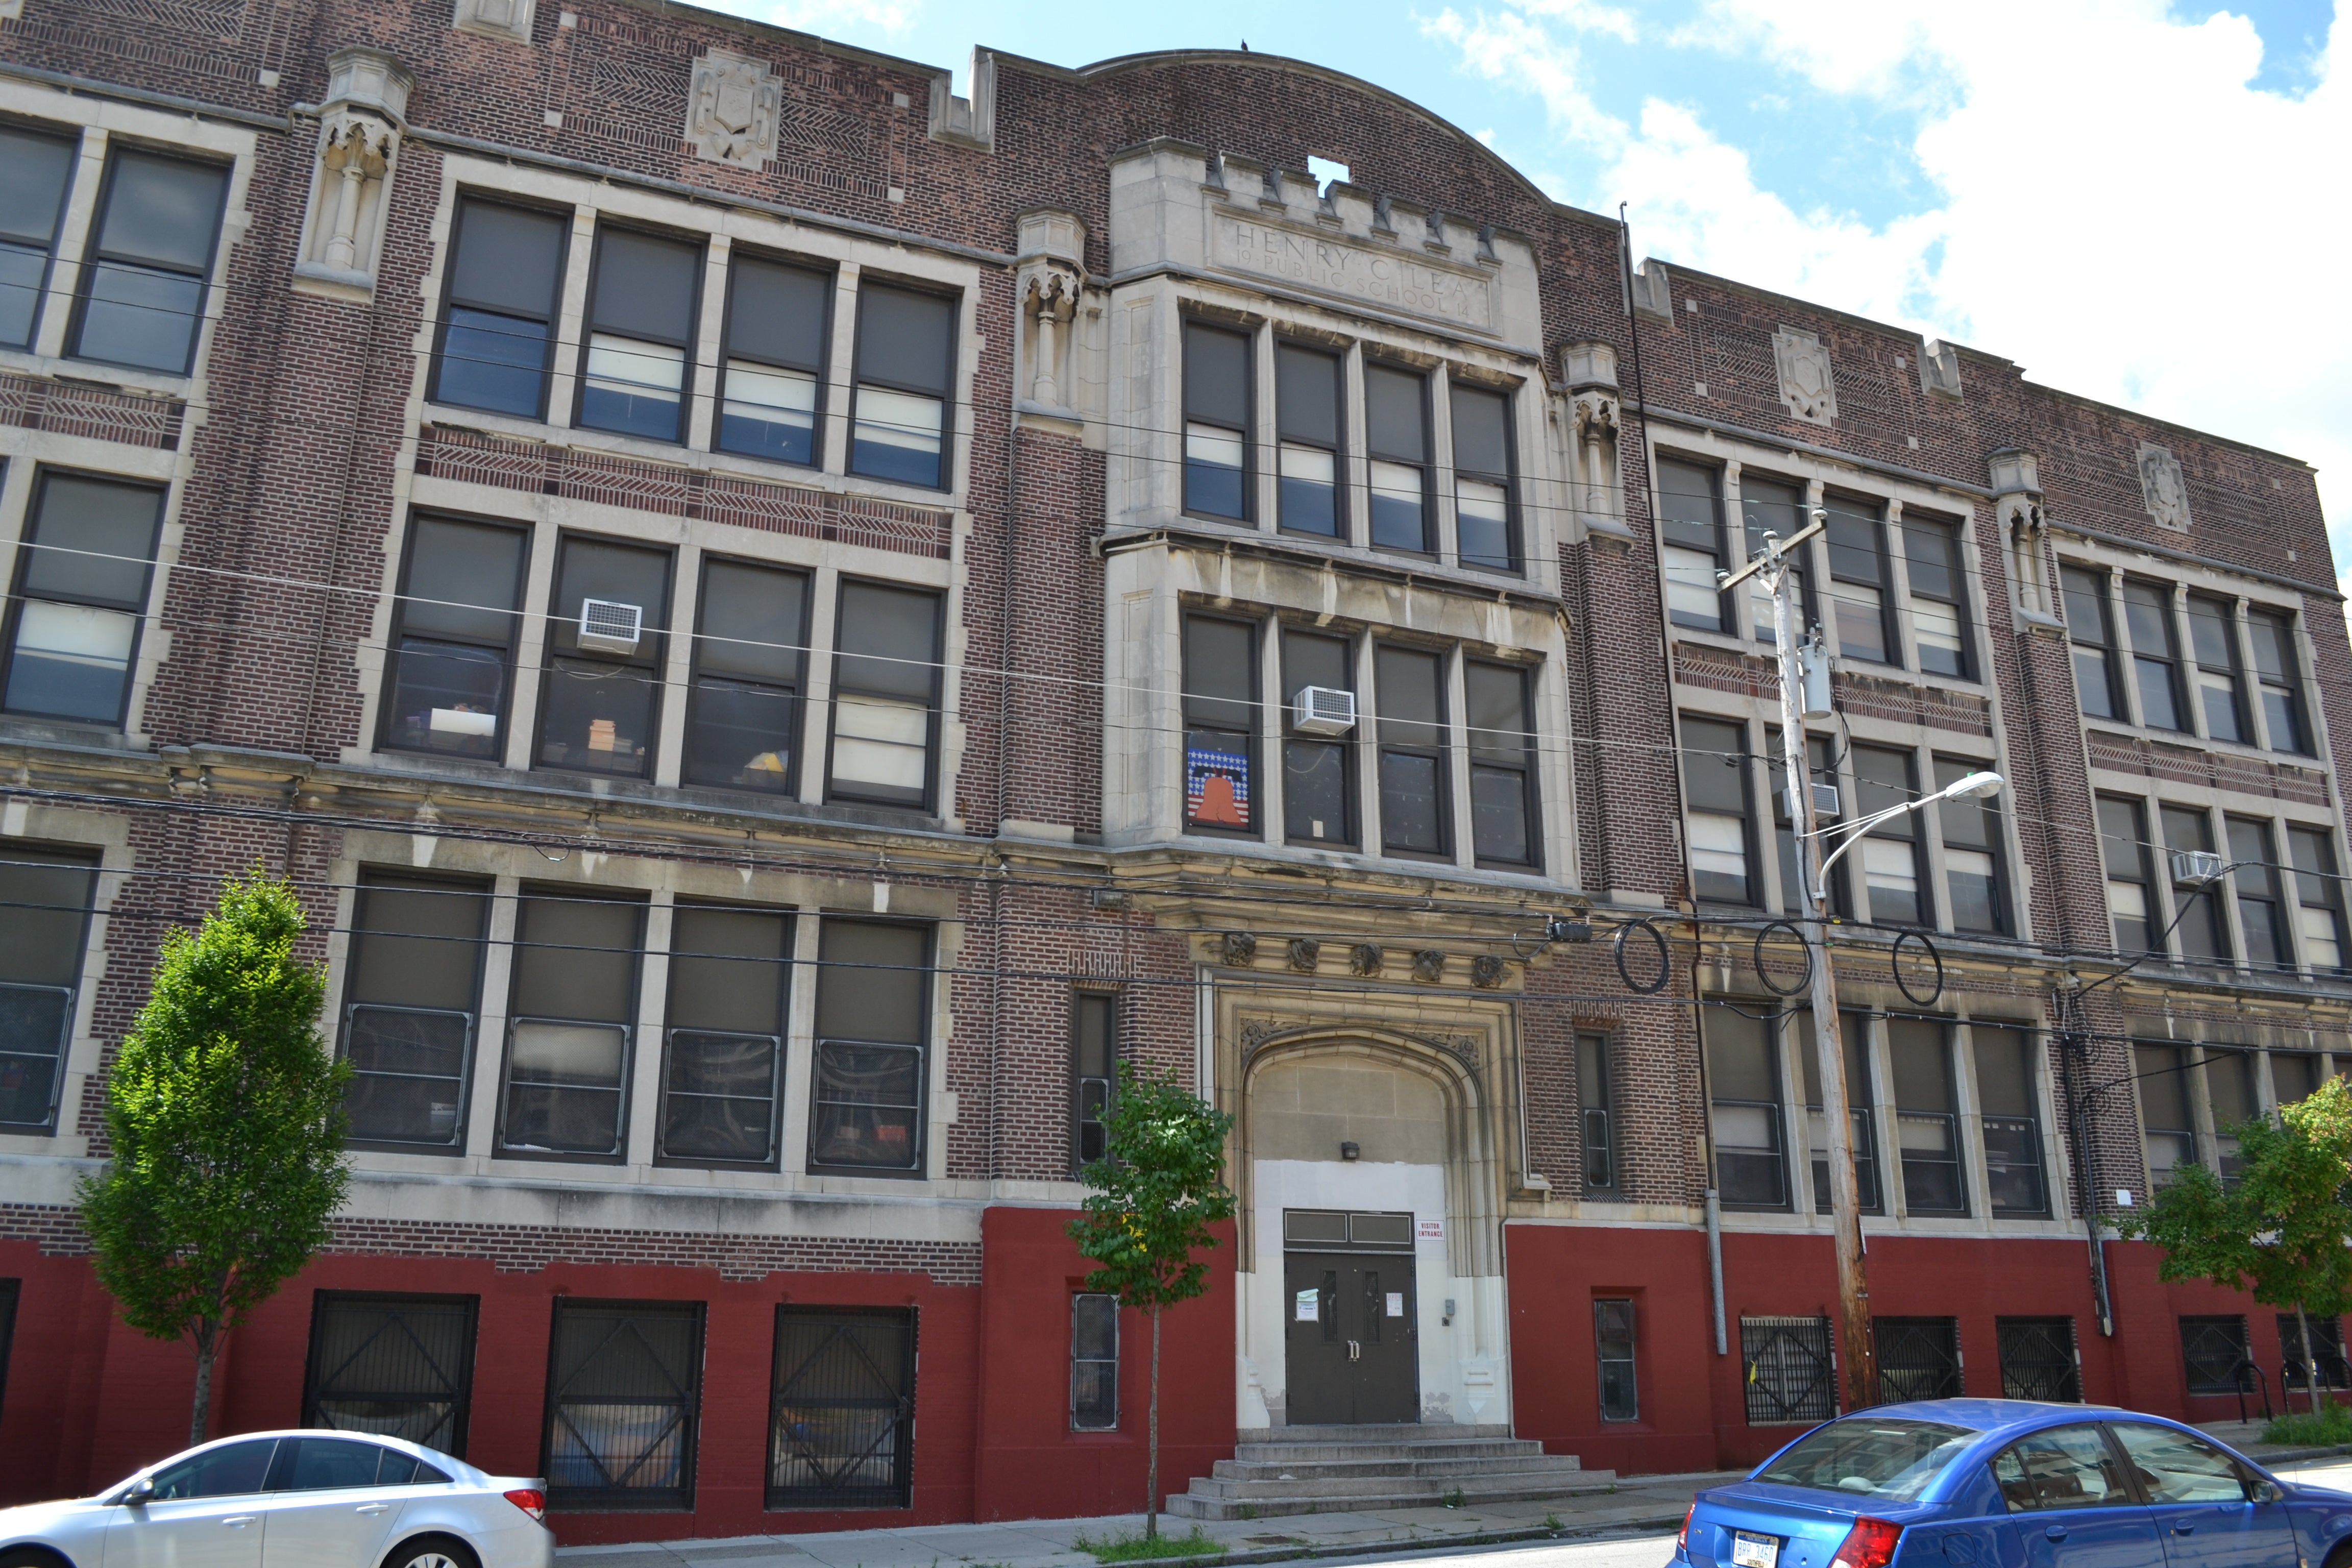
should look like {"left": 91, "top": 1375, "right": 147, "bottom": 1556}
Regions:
{"left": 2253, "top": 1480, "right": 2283, "bottom": 1504}
{"left": 125, "top": 1477, "right": 155, "bottom": 1506}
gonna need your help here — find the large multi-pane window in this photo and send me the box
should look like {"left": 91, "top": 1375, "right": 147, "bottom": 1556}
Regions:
{"left": 1935, "top": 755, "right": 2006, "bottom": 935}
{"left": 431, "top": 198, "right": 568, "bottom": 418}
{"left": 2135, "top": 1044, "right": 2197, "bottom": 1185}
{"left": 2226, "top": 817, "right": 2290, "bottom": 970}
{"left": 0, "top": 125, "right": 78, "bottom": 351}
{"left": 381, "top": 516, "right": 528, "bottom": 760}
{"left": 1738, "top": 476, "right": 1807, "bottom": 644}
{"left": 810, "top": 920, "right": 929, "bottom": 1173}
{"left": 1282, "top": 628, "right": 1353, "bottom": 847}
{"left": 0, "top": 847, "right": 97, "bottom": 1134}
{"left": 1276, "top": 342, "right": 1342, "bottom": 536}
{"left": 1183, "top": 614, "right": 1257, "bottom": 836}
{"left": 1853, "top": 745, "right": 1926, "bottom": 926}
{"left": 1183, "top": 321, "right": 1251, "bottom": 520}
{"left": 826, "top": 581, "right": 942, "bottom": 811}
{"left": 1365, "top": 363, "right": 1432, "bottom": 553}
{"left": 2186, "top": 596, "right": 2247, "bottom": 744}
{"left": 2062, "top": 567, "right": 2120, "bottom": 720}
{"left": 536, "top": 536, "right": 671, "bottom": 780}
{"left": 498, "top": 891, "right": 644, "bottom": 1159}
{"left": 2288, "top": 826, "right": 2348, "bottom": 974}
{"left": 1070, "top": 1293, "right": 1118, "bottom": 1430}
{"left": 1972, "top": 1025, "right": 2047, "bottom": 1215}
{"left": 1578, "top": 1032, "right": 1614, "bottom": 1192}
{"left": 1902, "top": 515, "right": 1971, "bottom": 678}
{"left": 1, "top": 472, "right": 165, "bottom": 727}
{"left": 2098, "top": 796, "right": 2156, "bottom": 954}
{"left": 1823, "top": 496, "right": 1893, "bottom": 664}
{"left": 2249, "top": 610, "right": 2308, "bottom": 754}
{"left": 658, "top": 904, "right": 790, "bottom": 1167}
{"left": 718, "top": 255, "right": 829, "bottom": 465}
{"left": 69, "top": 149, "right": 229, "bottom": 375}
{"left": 1465, "top": 660, "right": 1537, "bottom": 867}
{"left": 575, "top": 227, "right": 701, "bottom": 443}
{"left": 544, "top": 1300, "right": 702, "bottom": 1509}
{"left": 1071, "top": 991, "right": 1115, "bottom": 1171}
{"left": 1888, "top": 1019, "right": 1965, "bottom": 1215}
{"left": 302, "top": 1293, "right": 478, "bottom": 1454}
{"left": 1707, "top": 1009, "right": 1787, "bottom": 1209}
{"left": 1450, "top": 382, "right": 1516, "bottom": 572}
{"left": 2152, "top": 805, "right": 2223, "bottom": 965}
{"left": 2121, "top": 580, "right": 2185, "bottom": 732}
{"left": 1801, "top": 1014, "right": 1881, "bottom": 1214}
{"left": 850, "top": 284, "right": 954, "bottom": 488}
{"left": 1375, "top": 645, "right": 1448, "bottom": 857}
{"left": 683, "top": 559, "right": 808, "bottom": 795}
{"left": 1658, "top": 459, "right": 1728, "bottom": 632}
{"left": 1682, "top": 716, "right": 1754, "bottom": 905}
{"left": 341, "top": 876, "right": 487, "bottom": 1149}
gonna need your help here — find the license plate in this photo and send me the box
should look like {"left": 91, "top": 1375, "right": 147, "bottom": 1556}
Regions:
{"left": 1731, "top": 1531, "right": 1780, "bottom": 1568}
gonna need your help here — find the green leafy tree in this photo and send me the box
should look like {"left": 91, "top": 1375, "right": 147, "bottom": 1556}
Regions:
{"left": 79, "top": 870, "right": 350, "bottom": 1446}
{"left": 2121, "top": 1074, "right": 2352, "bottom": 1406}
{"left": 1067, "top": 1064, "right": 1237, "bottom": 1540}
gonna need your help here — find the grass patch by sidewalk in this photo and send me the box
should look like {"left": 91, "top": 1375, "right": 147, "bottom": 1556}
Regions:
{"left": 2264, "top": 1404, "right": 2352, "bottom": 1446}
{"left": 1070, "top": 1526, "right": 1225, "bottom": 1562}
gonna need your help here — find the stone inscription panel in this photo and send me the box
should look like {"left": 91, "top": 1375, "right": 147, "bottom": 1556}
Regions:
{"left": 1208, "top": 212, "right": 1497, "bottom": 334}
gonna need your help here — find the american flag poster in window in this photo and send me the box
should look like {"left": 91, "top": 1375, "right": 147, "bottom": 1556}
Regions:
{"left": 1186, "top": 743, "right": 1250, "bottom": 828}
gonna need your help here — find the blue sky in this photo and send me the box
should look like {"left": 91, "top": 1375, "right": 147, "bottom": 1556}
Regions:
{"left": 744, "top": 0, "right": 2351, "bottom": 584}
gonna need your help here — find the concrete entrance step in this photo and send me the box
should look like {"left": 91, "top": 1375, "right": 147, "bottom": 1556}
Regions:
{"left": 1210, "top": 1453, "right": 1582, "bottom": 1485}
{"left": 1168, "top": 1424, "right": 1611, "bottom": 1522}
{"left": 1237, "top": 1423, "right": 1516, "bottom": 1444}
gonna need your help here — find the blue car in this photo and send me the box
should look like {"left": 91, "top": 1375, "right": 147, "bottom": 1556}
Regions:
{"left": 1674, "top": 1399, "right": 2352, "bottom": 1568}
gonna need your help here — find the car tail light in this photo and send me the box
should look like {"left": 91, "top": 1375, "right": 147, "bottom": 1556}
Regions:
{"left": 1678, "top": 1504, "right": 1696, "bottom": 1550}
{"left": 1830, "top": 1517, "right": 1903, "bottom": 1568}
{"left": 504, "top": 1488, "right": 547, "bottom": 1524}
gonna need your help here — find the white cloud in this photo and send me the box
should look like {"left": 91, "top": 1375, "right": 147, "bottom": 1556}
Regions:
{"left": 754, "top": 0, "right": 917, "bottom": 35}
{"left": 1426, "top": 1, "right": 2352, "bottom": 584}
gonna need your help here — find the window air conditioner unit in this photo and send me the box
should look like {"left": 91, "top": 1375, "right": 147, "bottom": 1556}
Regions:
{"left": 2171, "top": 849, "right": 2226, "bottom": 888}
{"left": 1291, "top": 685, "right": 1357, "bottom": 736}
{"left": 578, "top": 599, "right": 644, "bottom": 655}
{"left": 1789, "top": 781, "right": 1841, "bottom": 820}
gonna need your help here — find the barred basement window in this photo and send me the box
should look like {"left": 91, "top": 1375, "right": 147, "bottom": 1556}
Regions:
{"left": 575, "top": 226, "right": 701, "bottom": 442}
{"left": 851, "top": 283, "right": 955, "bottom": 489}
{"left": 2176, "top": 1314, "right": 2249, "bottom": 1394}
{"left": 769, "top": 1306, "right": 915, "bottom": 1509}
{"left": 545, "top": 1300, "right": 703, "bottom": 1510}
{"left": 301, "top": 1292, "right": 478, "bottom": 1454}
{"left": 68, "top": 148, "right": 229, "bottom": 375}
{"left": 1874, "top": 1317, "right": 1961, "bottom": 1403}
{"left": 1996, "top": 1316, "right": 2081, "bottom": 1402}
{"left": 381, "top": 514, "right": 529, "bottom": 761}
{"left": 810, "top": 920, "right": 929, "bottom": 1173}
{"left": 658, "top": 904, "right": 791, "bottom": 1167}
{"left": 1071, "top": 990, "right": 1115, "bottom": 1171}
{"left": 1183, "top": 321, "right": 1252, "bottom": 521}
{"left": 826, "top": 580, "right": 943, "bottom": 811}
{"left": 2, "top": 471, "right": 165, "bottom": 728}
{"left": 0, "top": 846, "right": 96, "bottom": 1135}
{"left": 684, "top": 558, "right": 810, "bottom": 795}
{"left": 498, "top": 892, "right": 645, "bottom": 1159}
{"left": 0, "top": 125, "right": 78, "bottom": 351}
{"left": 431, "top": 198, "right": 569, "bottom": 419}
{"left": 1365, "top": 362, "right": 1432, "bottom": 553}
{"left": 1276, "top": 341, "right": 1342, "bottom": 537}
{"left": 1071, "top": 1293, "right": 1118, "bottom": 1430}
{"left": 1593, "top": 1298, "right": 1637, "bottom": 1422}
{"left": 719, "top": 255, "right": 831, "bottom": 465}
{"left": 2281, "top": 1315, "right": 2350, "bottom": 1394}
{"left": 537, "top": 535, "right": 672, "bottom": 781}
{"left": 1739, "top": 1315, "right": 1834, "bottom": 1426}
{"left": 1971, "top": 1026, "right": 2048, "bottom": 1217}
{"left": 342, "top": 875, "right": 488, "bottom": 1149}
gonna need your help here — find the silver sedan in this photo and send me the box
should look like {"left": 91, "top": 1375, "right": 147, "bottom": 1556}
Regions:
{"left": 0, "top": 1428, "right": 555, "bottom": 1567}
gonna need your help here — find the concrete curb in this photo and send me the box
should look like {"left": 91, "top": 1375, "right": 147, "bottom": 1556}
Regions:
{"left": 1101, "top": 1510, "right": 1693, "bottom": 1568}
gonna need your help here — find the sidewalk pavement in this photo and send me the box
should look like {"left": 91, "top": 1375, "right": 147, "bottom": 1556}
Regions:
{"left": 554, "top": 1472, "right": 1741, "bottom": 1568}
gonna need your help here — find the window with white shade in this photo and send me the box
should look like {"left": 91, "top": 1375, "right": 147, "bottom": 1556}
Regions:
{"left": 2249, "top": 610, "right": 2309, "bottom": 754}
{"left": 69, "top": 148, "right": 229, "bottom": 375}
{"left": 1183, "top": 321, "right": 1251, "bottom": 521}
{"left": 1276, "top": 342, "right": 1341, "bottom": 537}
{"left": 381, "top": 514, "right": 528, "bottom": 760}
{"left": 2288, "top": 826, "right": 2347, "bottom": 975}
{"left": 498, "top": 891, "right": 644, "bottom": 1160}
{"left": 1681, "top": 716, "right": 1754, "bottom": 906}
{"left": 2186, "top": 596, "right": 2246, "bottom": 744}
{"left": 851, "top": 283, "right": 955, "bottom": 489}
{"left": 1737, "top": 476, "right": 1808, "bottom": 645}
{"left": 826, "top": 580, "right": 942, "bottom": 811}
{"left": 1852, "top": 744, "right": 1925, "bottom": 926}
{"left": 1450, "top": 381, "right": 1516, "bottom": 573}
{"left": 719, "top": 254, "right": 830, "bottom": 466}
{"left": 2098, "top": 796, "right": 2155, "bottom": 955}
{"left": 1902, "top": 514, "right": 1971, "bottom": 679}
{"left": 1823, "top": 495, "right": 1893, "bottom": 664}
{"left": 1365, "top": 363, "right": 1432, "bottom": 554}
{"left": 1657, "top": 459, "right": 1728, "bottom": 632}
{"left": 1, "top": 471, "right": 164, "bottom": 729}
{"left": 1934, "top": 755, "right": 2007, "bottom": 935}
{"left": 576, "top": 226, "right": 701, "bottom": 443}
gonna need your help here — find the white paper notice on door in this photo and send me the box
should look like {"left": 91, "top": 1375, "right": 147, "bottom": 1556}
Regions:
{"left": 1295, "top": 1288, "right": 1319, "bottom": 1322}
{"left": 1385, "top": 1292, "right": 1405, "bottom": 1318}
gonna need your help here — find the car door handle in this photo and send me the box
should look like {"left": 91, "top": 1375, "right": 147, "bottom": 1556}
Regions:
{"left": 357, "top": 1503, "right": 391, "bottom": 1515}
{"left": 223, "top": 1516, "right": 258, "bottom": 1528}
{"left": 2044, "top": 1526, "right": 2067, "bottom": 1541}
{"left": 2172, "top": 1523, "right": 2196, "bottom": 1535}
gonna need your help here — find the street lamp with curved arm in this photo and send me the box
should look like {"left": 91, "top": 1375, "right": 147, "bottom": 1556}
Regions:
{"left": 1810, "top": 770, "right": 2003, "bottom": 903}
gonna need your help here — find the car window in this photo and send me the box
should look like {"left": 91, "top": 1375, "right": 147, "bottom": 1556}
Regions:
{"left": 1992, "top": 1424, "right": 2137, "bottom": 1512}
{"left": 1754, "top": 1417, "right": 1981, "bottom": 1501}
{"left": 373, "top": 1451, "right": 452, "bottom": 1486}
{"left": 270, "top": 1437, "right": 390, "bottom": 1491}
{"left": 148, "top": 1439, "right": 279, "bottom": 1500}
{"left": 2108, "top": 1423, "right": 2249, "bottom": 1504}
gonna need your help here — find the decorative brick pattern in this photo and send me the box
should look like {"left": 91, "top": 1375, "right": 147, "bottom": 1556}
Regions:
{"left": 0, "top": 371, "right": 185, "bottom": 449}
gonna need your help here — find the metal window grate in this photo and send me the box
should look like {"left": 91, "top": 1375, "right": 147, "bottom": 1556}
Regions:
{"left": 1997, "top": 1316, "right": 2081, "bottom": 1402}
{"left": 303, "top": 1292, "right": 478, "bottom": 1456}
{"left": 1740, "top": 1315, "right": 1835, "bottom": 1426}
{"left": 544, "top": 1301, "right": 703, "bottom": 1510}
{"left": 1875, "top": 1316, "right": 1962, "bottom": 1403}
{"left": 2280, "top": 1316, "right": 2351, "bottom": 1391}
{"left": 2179, "top": 1315, "right": 2250, "bottom": 1394}
{"left": 769, "top": 1306, "right": 915, "bottom": 1510}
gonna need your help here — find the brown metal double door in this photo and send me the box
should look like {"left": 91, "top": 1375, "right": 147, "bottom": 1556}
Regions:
{"left": 1284, "top": 1250, "right": 1417, "bottom": 1425}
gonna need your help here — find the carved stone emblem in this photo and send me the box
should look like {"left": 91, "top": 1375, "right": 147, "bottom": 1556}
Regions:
{"left": 2136, "top": 442, "right": 2192, "bottom": 532}
{"left": 1470, "top": 955, "right": 1506, "bottom": 990}
{"left": 1349, "top": 942, "right": 1384, "bottom": 977}
{"left": 1771, "top": 327, "right": 1838, "bottom": 425}
{"left": 1219, "top": 931, "right": 1257, "bottom": 968}
{"left": 1411, "top": 949, "right": 1446, "bottom": 985}
{"left": 1286, "top": 938, "right": 1319, "bottom": 974}
{"left": 687, "top": 50, "right": 782, "bottom": 170}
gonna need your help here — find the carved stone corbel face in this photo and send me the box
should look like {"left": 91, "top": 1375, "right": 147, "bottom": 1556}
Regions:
{"left": 1572, "top": 390, "right": 1619, "bottom": 441}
